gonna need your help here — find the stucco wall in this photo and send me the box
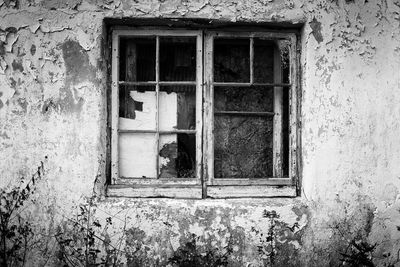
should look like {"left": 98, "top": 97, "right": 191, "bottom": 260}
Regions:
{"left": 1, "top": 0, "right": 400, "bottom": 266}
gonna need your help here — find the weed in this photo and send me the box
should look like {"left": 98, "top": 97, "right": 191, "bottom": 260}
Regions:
{"left": 168, "top": 234, "right": 232, "bottom": 267}
{"left": 0, "top": 159, "right": 46, "bottom": 267}
{"left": 55, "top": 197, "right": 124, "bottom": 267}
{"left": 340, "top": 238, "right": 376, "bottom": 267}
{"left": 252, "top": 210, "right": 299, "bottom": 267}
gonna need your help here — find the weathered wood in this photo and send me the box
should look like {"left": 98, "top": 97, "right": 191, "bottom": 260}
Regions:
{"left": 196, "top": 32, "right": 204, "bottom": 187}
{"left": 289, "top": 34, "right": 300, "bottom": 195}
{"left": 214, "top": 111, "right": 275, "bottom": 116}
{"left": 211, "top": 178, "right": 292, "bottom": 186}
{"left": 119, "top": 81, "right": 197, "bottom": 86}
{"left": 119, "top": 129, "right": 197, "bottom": 134}
{"left": 273, "top": 44, "right": 283, "bottom": 178}
{"left": 207, "top": 185, "right": 296, "bottom": 198}
{"left": 295, "top": 35, "right": 302, "bottom": 197}
{"left": 212, "top": 82, "right": 291, "bottom": 87}
{"left": 205, "top": 30, "right": 297, "bottom": 39}
{"left": 107, "top": 185, "right": 202, "bottom": 198}
{"left": 113, "top": 29, "right": 202, "bottom": 37}
{"left": 155, "top": 36, "right": 160, "bottom": 179}
{"left": 250, "top": 37, "right": 254, "bottom": 84}
{"left": 111, "top": 31, "right": 119, "bottom": 184}
{"left": 204, "top": 34, "right": 214, "bottom": 189}
{"left": 119, "top": 81, "right": 291, "bottom": 87}
{"left": 116, "top": 177, "right": 201, "bottom": 185}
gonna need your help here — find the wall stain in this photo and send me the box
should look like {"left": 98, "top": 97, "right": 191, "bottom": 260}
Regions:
{"left": 0, "top": 41, "right": 5, "bottom": 55}
{"left": 11, "top": 59, "right": 24, "bottom": 72}
{"left": 30, "top": 44, "right": 36, "bottom": 56}
{"left": 310, "top": 17, "right": 323, "bottom": 43}
{"left": 61, "top": 40, "right": 95, "bottom": 88}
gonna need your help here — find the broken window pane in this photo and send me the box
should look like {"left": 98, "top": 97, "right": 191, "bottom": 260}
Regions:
{"left": 119, "top": 37, "right": 156, "bottom": 82}
{"left": 214, "top": 116, "right": 273, "bottom": 178}
{"left": 214, "top": 86, "right": 274, "bottom": 112}
{"left": 159, "top": 133, "right": 196, "bottom": 178}
{"left": 119, "top": 85, "right": 156, "bottom": 131}
{"left": 160, "top": 37, "right": 196, "bottom": 81}
{"left": 159, "top": 85, "right": 196, "bottom": 131}
{"left": 119, "top": 133, "right": 157, "bottom": 178}
{"left": 278, "top": 39, "right": 291, "bottom": 84}
{"left": 214, "top": 38, "right": 250, "bottom": 83}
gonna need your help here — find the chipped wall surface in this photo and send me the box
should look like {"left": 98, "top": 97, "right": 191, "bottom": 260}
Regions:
{"left": 0, "top": 0, "right": 400, "bottom": 266}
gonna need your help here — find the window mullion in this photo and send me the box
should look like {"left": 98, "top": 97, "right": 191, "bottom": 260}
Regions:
{"left": 196, "top": 32, "right": 204, "bottom": 190}
{"left": 289, "top": 35, "right": 298, "bottom": 189}
{"left": 155, "top": 36, "right": 160, "bottom": 179}
{"left": 111, "top": 32, "right": 120, "bottom": 184}
{"left": 250, "top": 37, "right": 254, "bottom": 84}
{"left": 273, "top": 43, "right": 284, "bottom": 178}
{"left": 203, "top": 33, "right": 214, "bottom": 188}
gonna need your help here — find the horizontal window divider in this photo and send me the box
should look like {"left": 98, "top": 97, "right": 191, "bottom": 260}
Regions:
{"left": 207, "top": 185, "right": 296, "bottom": 198}
{"left": 211, "top": 178, "right": 293, "bottom": 186}
{"left": 214, "top": 111, "right": 275, "bottom": 117}
{"left": 207, "top": 31, "right": 296, "bottom": 39}
{"left": 118, "top": 177, "right": 200, "bottom": 184}
{"left": 119, "top": 81, "right": 197, "bottom": 86}
{"left": 110, "top": 184, "right": 202, "bottom": 188}
{"left": 114, "top": 29, "right": 202, "bottom": 37}
{"left": 213, "top": 82, "right": 291, "bottom": 87}
{"left": 118, "top": 129, "right": 197, "bottom": 134}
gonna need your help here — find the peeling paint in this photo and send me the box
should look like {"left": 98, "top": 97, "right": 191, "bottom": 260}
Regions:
{"left": 309, "top": 17, "right": 323, "bottom": 43}
{"left": 0, "top": 0, "right": 399, "bottom": 266}
{"left": 11, "top": 59, "right": 23, "bottom": 72}
{"left": 41, "top": 0, "right": 82, "bottom": 10}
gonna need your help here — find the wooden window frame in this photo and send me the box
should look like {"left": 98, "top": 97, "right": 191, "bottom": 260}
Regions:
{"left": 107, "top": 27, "right": 300, "bottom": 199}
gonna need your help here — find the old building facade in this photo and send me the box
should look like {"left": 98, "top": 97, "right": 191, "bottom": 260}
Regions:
{"left": 1, "top": 0, "right": 400, "bottom": 266}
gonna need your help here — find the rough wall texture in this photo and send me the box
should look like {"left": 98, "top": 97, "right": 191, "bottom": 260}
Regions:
{"left": 0, "top": 0, "right": 400, "bottom": 266}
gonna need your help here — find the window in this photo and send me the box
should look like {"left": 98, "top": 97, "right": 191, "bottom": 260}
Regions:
{"left": 108, "top": 27, "right": 300, "bottom": 199}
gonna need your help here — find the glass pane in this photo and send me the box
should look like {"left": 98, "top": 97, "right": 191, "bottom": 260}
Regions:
{"left": 119, "top": 133, "right": 157, "bottom": 178}
{"left": 214, "top": 116, "right": 273, "bottom": 178}
{"left": 253, "top": 38, "right": 291, "bottom": 84}
{"left": 159, "top": 134, "right": 196, "bottom": 178}
{"left": 214, "top": 38, "right": 250, "bottom": 83}
{"left": 160, "top": 37, "right": 196, "bottom": 81}
{"left": 159, "top": 85, "right": 196, "bottom": 131}
{"left": 119, "top": 37, "right": 156, "bottom": 82}
{"left": 119, "top": 85, "right": 156, "bottom": 131}
{"left": 214, "top": 86, "right": 273, "bottom": 112}
{"left": 254, "top": 39, "right": 274, "bottom": 83}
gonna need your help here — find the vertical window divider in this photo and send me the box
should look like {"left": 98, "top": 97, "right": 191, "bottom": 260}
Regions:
{"left": 273, "top": 42, "right": 283, "bottom": 178}
{"left": 203, "top": 33, "right": 214, "bottom": 186}
{"left": 155, "top": 36, "right": 160, "bottom": 179}
{"left": 196, "top": 32, "right": 204, "bottom": 188}
{"left": 289, "top": 34, "right": 298, "bottom": 188}
{"left": 111, "top": 32, "right": 120, "bottom": 184}
{"left": 250, "top": 37, "right": 254, "bottom": 85}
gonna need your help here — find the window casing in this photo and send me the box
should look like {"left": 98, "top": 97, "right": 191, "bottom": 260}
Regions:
{"left": 108, "top": 27, "right": 300, "bottom": 199}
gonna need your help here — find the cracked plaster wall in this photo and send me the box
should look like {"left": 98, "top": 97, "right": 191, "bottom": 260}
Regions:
{"left": 0, "top": 0, "right": 400, "bottom": 266}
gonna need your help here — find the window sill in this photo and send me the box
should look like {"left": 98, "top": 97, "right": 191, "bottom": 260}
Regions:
{"left": 106, "top": 184, "right": 297, "bottom": 199}
{"left": 107, "top": 184, "right": 203, "bottom": 199}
